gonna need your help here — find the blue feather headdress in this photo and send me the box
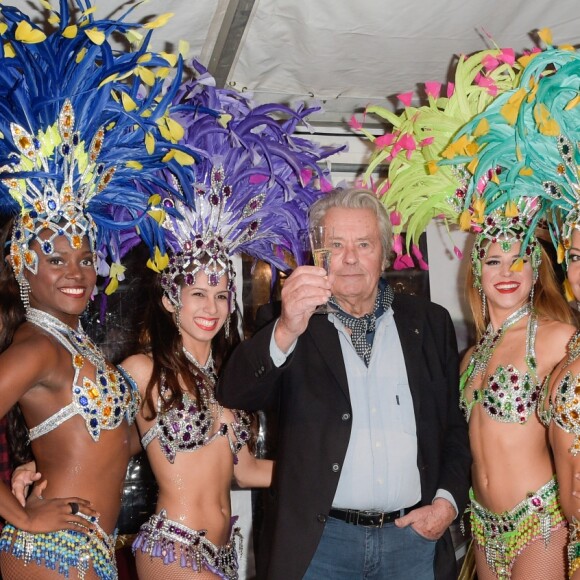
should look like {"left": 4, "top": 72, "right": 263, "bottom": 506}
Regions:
{"left": 158, "top": 61, "right": 344, "bottom": 309}
{"left": 0, "top": 0, "right": 194, "bottom": 295}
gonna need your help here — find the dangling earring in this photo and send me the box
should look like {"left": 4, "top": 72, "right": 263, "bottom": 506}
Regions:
{"left": 19, "top": 277, "right": 30, "bottom": 310}
{"left": 224, "top": 314, "right": 231, "bottom": 339}
{"left": 175, "top": 307, "right": 182, "bottom": 335}
{"left": 480, "top": 289, "right": 487, "bottom": 320}
{"left": 530, "top": 284, "right": 535, "bottom": 309}
{"left": 174, "top": 289, "right": 182, "bottom": 335}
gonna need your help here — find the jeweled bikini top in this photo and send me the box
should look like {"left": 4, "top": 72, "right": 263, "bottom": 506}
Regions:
{"left": 141, "top": 350, "right": 252, "bottom": 464}
{"left": 538, "top": 330, "right": 580, "bottom": 455}
{"left": 460, "top": 303, "right": 540, "bottom": 424}
{"left": 26, "top": 308, "right": 140, "bottom": 442}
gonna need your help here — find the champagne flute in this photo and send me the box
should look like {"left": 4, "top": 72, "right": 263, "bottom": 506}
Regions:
{"left": 309, "top": 225, "right": 335, "bottom": 314}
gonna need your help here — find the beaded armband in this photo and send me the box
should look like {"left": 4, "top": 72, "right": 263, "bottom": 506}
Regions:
{"left": 537, "top": 376, "right": 552, "bottom": 428}
{"left": 229, "top": 409, "right": 252, "bottom": 459}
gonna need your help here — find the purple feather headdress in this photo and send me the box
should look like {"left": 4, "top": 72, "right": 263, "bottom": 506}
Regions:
{"left": 159, "top": 61, "right": 345, "bottom": 309}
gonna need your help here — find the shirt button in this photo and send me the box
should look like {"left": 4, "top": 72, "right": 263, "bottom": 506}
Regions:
{"left": 332, "top": 463, "right": 340, "bottom": 472}
{"left": 317, "top": 514, "right": 327, "bottom": 523}
{"left": 341, "top": 413, "right": 351, "bottom": 421}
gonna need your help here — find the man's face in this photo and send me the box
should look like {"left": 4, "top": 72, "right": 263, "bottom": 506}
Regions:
{"left": 325, "top": 207, "right": 385, "bottom": 316}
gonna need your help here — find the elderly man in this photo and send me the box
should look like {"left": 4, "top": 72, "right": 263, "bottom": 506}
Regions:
{"left": 217, "top": 188, "right": 471, "bottom": 579}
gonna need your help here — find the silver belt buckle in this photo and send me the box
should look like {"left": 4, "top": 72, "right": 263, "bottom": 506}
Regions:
{"left": 361, "top": 509, "right": 384, "bottom": 527}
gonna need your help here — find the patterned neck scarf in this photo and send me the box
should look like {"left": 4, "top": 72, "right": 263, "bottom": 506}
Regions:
{"left": 329, "top": 280, "right": 394, "bottom": 367}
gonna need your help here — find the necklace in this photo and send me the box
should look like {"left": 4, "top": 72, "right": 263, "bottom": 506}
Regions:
{"left": 182, "top": 347, "right": 220, "bottom": 411}
{"left": 182, "top": 347, "right": 217, "bottom": 383}
{"left": 469, "top": 302, "right": 532, "bottom": 379}
{"left": 25, "top": 307, "right": 106, "bottom": 369}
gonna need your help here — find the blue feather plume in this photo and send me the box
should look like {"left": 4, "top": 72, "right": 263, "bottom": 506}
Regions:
{"left": 0, "top": 0, "right": 196, "bottom": 270}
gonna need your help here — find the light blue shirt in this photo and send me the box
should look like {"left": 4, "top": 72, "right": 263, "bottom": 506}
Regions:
{"left": 331, "top": 307, "right": 421, "bottom": 511}
{"left": 270, "top": 310, "right": 458, "bottom": 514}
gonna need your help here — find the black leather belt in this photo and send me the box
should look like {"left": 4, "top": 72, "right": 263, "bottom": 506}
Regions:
{"left": 329, "top": 507, "right": 413, "bottom": 528}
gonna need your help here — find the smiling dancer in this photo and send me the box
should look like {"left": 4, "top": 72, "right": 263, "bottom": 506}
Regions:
{"left": 0, "top": 1, "right": 192, "bottom": 578}
{"left": 126, "top": 65, "right": 341, "bottom": 579}
{"left": 468, "top": 45, "right": 580, "bottom": 580}
{"left": 355, "top": 36, "right": 580, "bottom": 578}
{"left": 440, "top": 43, "right": 580, "bottom": 579}
{"left": 458, "top": 203, "right": 574, "bottom": 579}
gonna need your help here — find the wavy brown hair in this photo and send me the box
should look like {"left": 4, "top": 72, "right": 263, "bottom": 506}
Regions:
{"left": 467, "top": 243, "right": 573, "bottom": 338}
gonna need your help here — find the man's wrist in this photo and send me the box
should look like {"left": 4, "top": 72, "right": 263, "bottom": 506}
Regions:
{"left": 270, "top": 320, "right": 297, "bottom": 367}
{"left": 432, "top": 489, "right": 458, "bottom": 519}
{"left": 274, "top": 317, "right": 298, "bottom": 354}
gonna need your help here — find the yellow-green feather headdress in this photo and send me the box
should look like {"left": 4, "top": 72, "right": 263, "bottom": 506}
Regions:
{"left": 351, "top": 44, "right": 526, "bottom": 269}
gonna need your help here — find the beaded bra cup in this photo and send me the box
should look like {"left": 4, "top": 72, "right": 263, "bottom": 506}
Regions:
{"left": 460, "top": 304, "right": 540, "bottom": 424}
{"left": 538, "top": 330, "right": 580, "bottom": 455}
{"left": 141, "top": 361, "right": 251, "bottom": 464}
{"left": 25, "top": 308, "right": 140, "bottom": 442}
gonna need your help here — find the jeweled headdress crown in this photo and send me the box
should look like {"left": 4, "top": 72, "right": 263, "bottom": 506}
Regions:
{"left": 465, "top": 197, "right": 543, "bottom": 288}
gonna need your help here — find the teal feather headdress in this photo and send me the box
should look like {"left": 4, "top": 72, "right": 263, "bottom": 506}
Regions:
{"left": 0, "top": 0, "right": 194, "bottom": 293}
{"left": 442, "top": 44, "right": 580, "bottom": 274}
{"left": 495, "top": 50, "right": 580, "bottom": 267}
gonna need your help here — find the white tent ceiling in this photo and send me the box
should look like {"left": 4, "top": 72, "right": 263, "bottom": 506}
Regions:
{"left": 17, "top": 0, "right": 580, "bottom": 169}
{"left": 18, "top": 0, "right": 580, "bottom": 125}
{"left": 15, "top": 0, "right": 574, "bottom": 338}
{"left": 42, "top": 0, "right": 580, "bottom": 126}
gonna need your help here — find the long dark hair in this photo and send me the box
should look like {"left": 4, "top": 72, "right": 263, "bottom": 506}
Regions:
{"left": 0, "top": 218, "right": 33, "bottom": 464}
{"left": 140, "top": 266, "right": 241, "bottom": 420}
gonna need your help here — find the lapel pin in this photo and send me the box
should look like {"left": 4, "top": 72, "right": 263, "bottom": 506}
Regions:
{"left": 413, "top": 328, "right": 420, "bottom": 334}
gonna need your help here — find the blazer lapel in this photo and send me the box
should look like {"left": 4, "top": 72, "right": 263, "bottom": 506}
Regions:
{"left": 307, "top": 315, "right": 350, "bottom": 401}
